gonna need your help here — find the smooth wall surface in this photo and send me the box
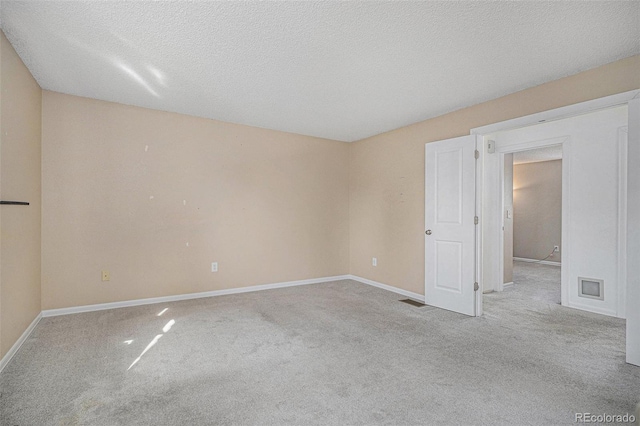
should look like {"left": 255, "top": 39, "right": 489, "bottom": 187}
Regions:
{"left": 349, "top": 55, "right": 640, "bottom": 296}
{"left": 42, "top": 92, "right": 349, "bottom": 310}
{"left": 0, "top": 32, "right": 42, "bottom": 358}
{"left": 513, "top": 160, "right": 562, "bottom": 263}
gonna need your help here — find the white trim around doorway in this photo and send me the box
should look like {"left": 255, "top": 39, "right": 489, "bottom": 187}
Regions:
{"left": 471, "top": 90, "right": 640, "bottom": 136}
{"left": 469, "top": 89, "right": 638, "bottom": 320}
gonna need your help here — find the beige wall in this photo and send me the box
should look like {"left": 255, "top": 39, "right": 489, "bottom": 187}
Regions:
{"left": 349, "top": 55, "right": 640, "bottom": 296}
{"left": 513, "top": 160, "right": 562, "bottom": 263}
{"left": 503, "top": 154, "right": 514, "bottom": 284}
{"left": 0, "top": 32, "right": 42, "bottom": 357}
{"left": 5, "top": 38, "right": 640, "bottom": 317}
{"left": 41, "top": 91, "right": 349, "bottom": 310}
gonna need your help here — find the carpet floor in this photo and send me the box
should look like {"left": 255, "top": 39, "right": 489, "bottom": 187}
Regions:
{"left": 1, "top": 262, "right": 638, "bottom": 425}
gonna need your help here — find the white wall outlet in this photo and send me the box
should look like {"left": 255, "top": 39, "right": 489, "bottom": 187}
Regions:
{"left": 211, "top": 262, "right": 218, "bottom": 272}
{"left": 372, "top": 257, "right": 377, "bottom": 267}
{"left": 553, "top": 246, "right": 560, "bottom": 253}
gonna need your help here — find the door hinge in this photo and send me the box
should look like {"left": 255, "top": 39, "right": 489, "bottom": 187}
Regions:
{"left": 474, "top": 150, "right": 479, "bottom": 159}
{"left": 474, "top": 216, "right": 479, "bottom": 225}
{"left": 474, "top": 282, "right": 479, "bottom": 291}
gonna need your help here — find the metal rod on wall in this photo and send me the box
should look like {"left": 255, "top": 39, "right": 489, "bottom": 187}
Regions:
{"left": 0, "top": 201, "right": 30, "bottom": 205}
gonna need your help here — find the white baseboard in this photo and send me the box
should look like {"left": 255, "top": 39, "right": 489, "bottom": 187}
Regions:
{"left": 0, "top": 312, "right": 42, "bottom": 374}
{"left": 41, "top": 275, "right": 350, "bottom": 318}
{"left": 565, "top": 301, "right": 617, "bottom": 318}
{"left": 513, "top": 257, "right": 561, "bottom": 267}
{"left": 503, "top": 281, "right": 514, "bottom": 287}
{"left": 348, "top": 274, "right": 425, "bottom": 302}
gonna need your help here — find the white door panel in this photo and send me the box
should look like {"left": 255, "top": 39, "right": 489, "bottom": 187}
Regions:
{"left": 425, "top": 135, "right": 478, "bottom": 316}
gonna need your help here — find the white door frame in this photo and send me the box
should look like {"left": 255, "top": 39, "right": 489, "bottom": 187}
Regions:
{"left": 475, "top": 138, "right": 483, "bottom": 317}
{"left": 626, "top": 97, "right": 640, "bottom": 366}
{"left": 469, "top": 89, "right": 640, "bottom": 364}
{"left": 471, "top": 89, "right": 638, "bottom": 293}
{"left": 471, "top": 90, "right": 639, "bottom": 136}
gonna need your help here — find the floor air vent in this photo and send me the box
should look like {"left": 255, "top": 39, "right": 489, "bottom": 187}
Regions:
{"left": 400, "top": 299, "right": 426, "bottom": 307}
{"left": 578, "top": 277, "right": 604, "bottom": 300}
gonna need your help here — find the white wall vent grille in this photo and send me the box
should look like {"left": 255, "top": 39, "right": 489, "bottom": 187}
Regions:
{"left": 578, "top": 277, "right": 604, "bottom": 300}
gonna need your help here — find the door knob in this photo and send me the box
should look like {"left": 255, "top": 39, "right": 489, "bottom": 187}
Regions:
{"left": 425, "top": 230, "right": 432, "bottom": 235}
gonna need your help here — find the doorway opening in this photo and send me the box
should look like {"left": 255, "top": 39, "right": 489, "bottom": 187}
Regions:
{"left": 423, "top": 90, "right": 638, "bottom": 366}
{"left": 478, "top": 105, "right": 628, "bottom": 321}
{"left": 465, "top": 90, "right": 638, "bottom": 365}
{"left": 487, "top": 145, "right": 564, "bottom": 313}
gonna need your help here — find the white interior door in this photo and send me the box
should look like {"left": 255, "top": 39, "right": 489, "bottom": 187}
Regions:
{"left": 425, "top": 135, "right": 478, "bottom": 316}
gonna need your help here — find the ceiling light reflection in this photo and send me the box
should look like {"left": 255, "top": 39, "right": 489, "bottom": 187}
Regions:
{"left": 113, "top": 58, "right": 160, "bottom": 98}
{"left": 127, "top": 334, "right": 163, "bottom": 371}
{"left": 163, "top": 319, "right": 175, "bottom": 333}
{"left": 148, "top": 65, "right": 167, "bottom": 87}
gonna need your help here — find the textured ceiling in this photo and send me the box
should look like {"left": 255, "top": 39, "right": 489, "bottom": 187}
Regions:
{"left": 513, "top": 145, "right": 563, "bottom": 165}
{"left": 1, "top": 2, "right": 638, "bottom": 142}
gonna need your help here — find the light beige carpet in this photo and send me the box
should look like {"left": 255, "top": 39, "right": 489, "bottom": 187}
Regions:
{"left": 1, "top": 263, "right": 638, "bottom": 425}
